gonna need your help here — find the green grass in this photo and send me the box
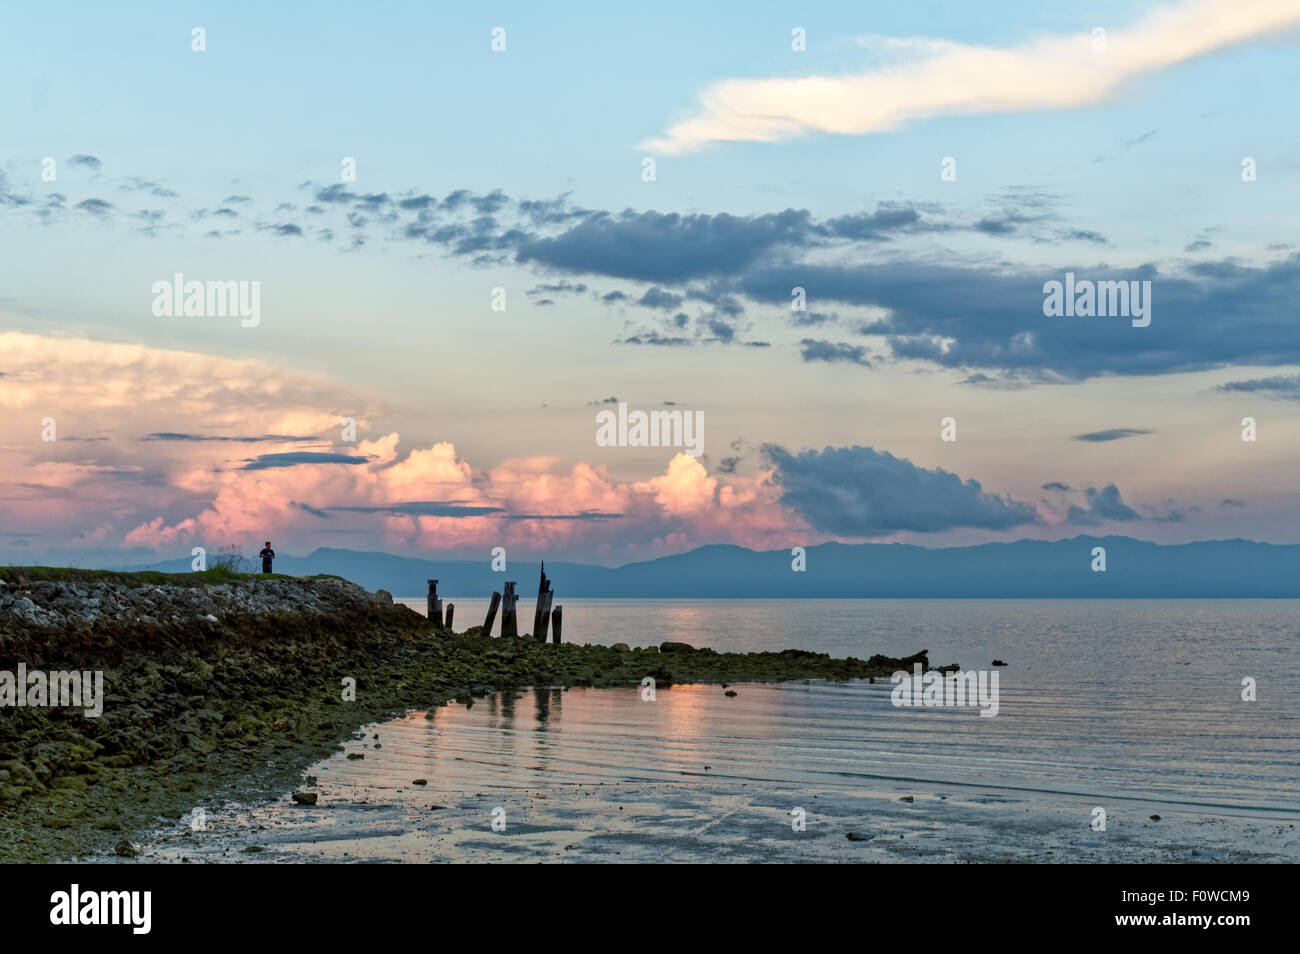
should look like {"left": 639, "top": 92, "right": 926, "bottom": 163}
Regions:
{"left": 0, "top": 566, "right": 351, "bottom": 587}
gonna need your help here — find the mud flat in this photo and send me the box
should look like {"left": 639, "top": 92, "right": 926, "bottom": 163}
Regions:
{"left": 0, "top": 567, "right": 942, "bottom": 862}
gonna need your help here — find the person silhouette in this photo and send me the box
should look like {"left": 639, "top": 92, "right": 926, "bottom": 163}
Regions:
{"left": 259, "top": 541, "right": 275, "bottom": 574}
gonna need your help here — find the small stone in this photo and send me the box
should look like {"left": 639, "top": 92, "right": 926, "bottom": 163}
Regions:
{"left": 412, "top": 779, "right": 428, "bottom": 785}
{"left": 724, "top": 689, "right": 737, "bottom": 697}
{"left": 114, "top": 840, "right": 137, "bottom": 857}
{"left": 292, "top": 791, "right": 318, "bottom": 805}
{"left": 899, "top": 796, "right": 914, "bottom": 802}
{"left": 1149, "top": 814, "right": 1161, "bottom": 821}
{"left": 846, "top": 832, "right": 868, "bottom": 841}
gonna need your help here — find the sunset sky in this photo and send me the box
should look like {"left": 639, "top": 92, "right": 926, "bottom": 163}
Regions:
{"left": 3, "top": 0, "right": 1299, "bottom": 567}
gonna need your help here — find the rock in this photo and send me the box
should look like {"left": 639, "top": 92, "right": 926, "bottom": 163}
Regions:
{"left": 375, "top": 589, "right": 393, "bottom": 604}
{"left": 610, "top": 643, "right": 630, "bottom": 652}
{"left": 1149, "top": 814, "right": 1161, "bottom": 821}
{"left": 992, "top": 659, "right": 1008, "bottom": 667}
{"left": 291, "top": 791, "right": 317, "bottom": 805}
{"left": 660, "top": 641, "right": 694, "bottom": 653}
{"left": 412, "top": 779, "right": 428, "bottom": 785}
{"left": 114, "top": 840, "right": 137, "bottom": 857}
{"left": 724, "top": 689, "right": 737, "bottom": 697}
{"left": 846, "top": 832, "right": 868, "bottom": 841}
{"left": 899, "top": 795, "right": 914, "bottom": 802}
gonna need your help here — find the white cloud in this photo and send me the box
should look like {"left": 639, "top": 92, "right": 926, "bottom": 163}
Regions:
{"left": 642, "top": 0, "right": 1300, "bottom": 153}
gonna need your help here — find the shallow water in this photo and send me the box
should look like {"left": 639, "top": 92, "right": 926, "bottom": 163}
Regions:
{"left": 125, "top": 600, "right": 1300, "bottom": 862}
{"left": 381, "top": 599, "right": 1299, "bottom": 812}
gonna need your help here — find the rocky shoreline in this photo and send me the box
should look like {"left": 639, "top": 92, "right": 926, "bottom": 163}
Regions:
{"left": 0, "top": 568, "right": 948, "bottom": 862}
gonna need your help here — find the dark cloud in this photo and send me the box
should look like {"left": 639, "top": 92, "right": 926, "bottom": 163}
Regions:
{"left": 291, "top": 501, "right": 330, "bottom": 518}
{"left": 1073, "top": 428, "right": 1153, "bottom": 442}
{"left": 586, "top": 396, "right": 619, "bottom": 406}
{"left": 241, "top": 452, "right": 367, "bottom": 470}
{"left": 1218, "top": 374, "right": 1300, "bottom": 401}
{"left": 67, "top": 155, "right": 102, "bottom": 170}
{"left": 822, "top": 203, "right": 930, "bottom": 241}
{"left": 1066, "top": 484, "right": 1140, "bottom": 525}
{"left": 1221, "top": 498, "right": 1246, "bottom": 507}
{"left": 638, "top": 286, "right": 684, "bottom": 310}
{"left": 516, "top": 209, "right": 814, "bottom": 282}
{"left": 1042, "top": 481, "right": 1072, "bottom": 492}
{"left": 741, "top": 256, "right": 1300, "bottom": 380}
{"left": 527, "top": 281, "right": 587, "bottom": 296}
{"left": 75, "top": 198, "right": 112, "bottom": 215}
{"left": 763, "top": 444, "right": 1038, "bottom": 536}
{"left": 623, "top": 332, "right": 691, "bottom": 346}
{"left": 799, "top": 338, "right": 872, "bottom": 366}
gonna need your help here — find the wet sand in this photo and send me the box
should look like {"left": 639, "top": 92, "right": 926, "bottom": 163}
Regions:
{"left": 99, "top": 776, "right": 1298, "bottom": 864}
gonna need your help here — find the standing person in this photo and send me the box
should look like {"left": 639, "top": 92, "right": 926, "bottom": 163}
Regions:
{"left": 259, "top": 541, "right": 275, "bottom": 574}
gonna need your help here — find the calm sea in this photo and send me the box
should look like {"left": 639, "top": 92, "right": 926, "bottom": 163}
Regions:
{"left": 370, "top": 598, "right": 1299, "bottom": 814}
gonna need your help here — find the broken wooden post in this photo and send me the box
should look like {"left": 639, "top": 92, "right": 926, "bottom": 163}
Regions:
{"left": 483, "top": 591, "right": 501, "bottom": 637}
{"left": 444, "top": 602, "right": 454, "bottom": 632}
{"left": 535, "top": 591, "right": 553, "bottom": 642}
{"left": 501, "top": 581, "right": 518, "bottom": 638}
{"left": 550, "top": 604, "right": 562, "bottom": 643}
{"left": 427, "top": 579, "right": 443, "bottom": 627}
{"left": 532, "top": 561, "right": 554, "bottom": 642}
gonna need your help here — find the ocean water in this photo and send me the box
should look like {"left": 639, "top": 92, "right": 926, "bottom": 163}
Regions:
{"left": 369, "top": 598, "right": 1299, "bottom": 814}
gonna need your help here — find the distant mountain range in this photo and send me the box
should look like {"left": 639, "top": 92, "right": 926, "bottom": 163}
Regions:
{"left": 124, "top": 537, "right": 1300, "bottom": 598}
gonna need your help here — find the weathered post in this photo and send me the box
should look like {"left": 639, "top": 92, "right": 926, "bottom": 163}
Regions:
{"left": 533, "top": 562, "right": 553, "bottom": 642}
{"left": 550, "top": 604, "right": 562, "bottom": 643}
{"left": 501, "top": 581, "right": 518, "bottom": 639}
{"left": 444, "top": 602, "right": 454, "bottom": 632}
{"left": 483, "top": 591, "right": 501, "bottom": 637}
{"left": 427, "top": 579, "right": 443, "bottom": 627}
{"left": 536, "top": 590, "right": 554, "bottom": 642}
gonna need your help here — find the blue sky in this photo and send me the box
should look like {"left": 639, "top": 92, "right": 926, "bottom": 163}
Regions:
{"left": 2, "top": 0, "right": 1299, "bottom": 565}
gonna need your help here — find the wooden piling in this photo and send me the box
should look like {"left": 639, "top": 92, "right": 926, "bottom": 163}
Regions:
{"left": 444, "top": 602, "right": 454, "bottom": 632}
{"left": 427, "top": 579, "right": 443, "bottom": 627}
{"left": 483, "top": 591, "right": 501, "bottom": 637}
{"left": 501, "top": 581, "right": 518, "bottom": 639}
{"left": 532, "top": 561, "right": 554, "bottom": 642}
{"left": 536, "top": 590, "right": 554, "bottom": 642}
{"left": 550, "top": 604, "right": 562, "bottom": 643}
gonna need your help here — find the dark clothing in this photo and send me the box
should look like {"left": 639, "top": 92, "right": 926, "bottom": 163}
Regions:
{"left": 259, "top": 548, "right": 275, "bottom": 574}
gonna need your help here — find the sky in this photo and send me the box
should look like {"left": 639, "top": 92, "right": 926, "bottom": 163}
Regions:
{"left": 2, "top": 0, "right": 1300, "bottom": 567}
